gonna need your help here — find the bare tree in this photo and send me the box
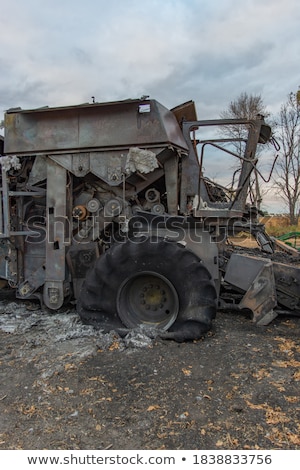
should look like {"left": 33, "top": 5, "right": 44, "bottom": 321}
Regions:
{"left": 274, "top": 92, "right": 300, "bottom": 225}
{"left": 219, "top": 92, "right": 269, "bottom": 210}
{"left": 221, "top": 92, "right": 268, "bottom": 120}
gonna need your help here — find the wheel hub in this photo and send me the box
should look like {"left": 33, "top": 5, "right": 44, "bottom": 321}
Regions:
{"left": 117, "top": 271, "right": 179, "bottom": 330}
{"left": 140, "top": 283, "right": 168, "bottom": 311}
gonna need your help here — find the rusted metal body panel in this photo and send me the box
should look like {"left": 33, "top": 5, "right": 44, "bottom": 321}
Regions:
{"left": 4, "top": 100, "right": 188, "bottom": 156}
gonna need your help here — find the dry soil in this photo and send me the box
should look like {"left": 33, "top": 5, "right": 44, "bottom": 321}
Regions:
{"left": 0, "top": 299, "right": 299, "bottom": 450}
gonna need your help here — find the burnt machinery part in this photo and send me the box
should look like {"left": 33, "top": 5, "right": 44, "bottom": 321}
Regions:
{"left": 77, "top": 237, "right": 217, "bottom": 341}
{"left": 117, "top": 271, "right": 179, "bottom": 330}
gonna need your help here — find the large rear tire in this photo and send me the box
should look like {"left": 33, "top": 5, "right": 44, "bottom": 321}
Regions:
{"left": 77, "top": 237, "right": 217, "bottom": 340}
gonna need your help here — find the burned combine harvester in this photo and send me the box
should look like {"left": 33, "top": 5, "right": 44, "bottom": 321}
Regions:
{"left": 0, "top": 98, "right": 299, "bottom": 341}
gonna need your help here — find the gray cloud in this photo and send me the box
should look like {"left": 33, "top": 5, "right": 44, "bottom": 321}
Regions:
{"left": 1, "top": 0, "right": 298, "bottom": 112}
{"left": 0, "top": 0, "right": 299, "bottom": 212}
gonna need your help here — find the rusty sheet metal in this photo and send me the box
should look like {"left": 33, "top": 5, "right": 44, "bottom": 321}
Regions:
{"left": 171, "top": 100, "right": 197, "bottom": 124}
{"left": 224, "top": 252, "right": 270, "bottom": 292}
{"left": 238, "top": 261, "right": 277, "bottom": 326}
{"left": 4, "top": 99, "right": 188, "bottom": 156}
{"left": 272, "top": 262, "right": 300, "bottom": 310}
{"left": 224, "top": 253, "right": 277, "bottom": 325}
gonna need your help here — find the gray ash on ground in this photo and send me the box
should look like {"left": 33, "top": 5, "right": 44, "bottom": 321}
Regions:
{"left": 0, "top": 299, "right": 299, "bottom": 450}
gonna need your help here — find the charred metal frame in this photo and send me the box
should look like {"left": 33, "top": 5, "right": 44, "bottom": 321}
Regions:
{"left": 0, "top": 98, "right": 299, "bottom": 325}
{"left": 180, "top": 117, "right": 268, "bottom": 216}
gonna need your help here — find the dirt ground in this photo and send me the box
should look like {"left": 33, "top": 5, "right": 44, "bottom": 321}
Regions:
{"left": 0, "top": 298, "right": 299, "bottom": 451}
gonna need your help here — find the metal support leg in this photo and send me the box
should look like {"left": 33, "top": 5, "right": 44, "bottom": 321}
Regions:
{"left": 1, "top": 165, "right": 10, "bottom": 237}
{"left": 164, "top": 155, "right": 179, "bottom": 215}
{"left": 43, "top": 159, "right": 67, "bottom": 309}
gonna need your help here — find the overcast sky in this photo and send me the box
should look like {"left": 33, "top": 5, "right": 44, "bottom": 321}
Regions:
{"left": 1, "top": 0, "right": 299, "bottom": 212}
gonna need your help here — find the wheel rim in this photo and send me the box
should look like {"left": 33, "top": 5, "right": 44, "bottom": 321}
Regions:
{"left": 117, "top": 271, "right": 179, "bottom": 330}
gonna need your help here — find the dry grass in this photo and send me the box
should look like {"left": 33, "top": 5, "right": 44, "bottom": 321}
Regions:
{"left": 260, "top": 216, "right": 300, "bottom": 237}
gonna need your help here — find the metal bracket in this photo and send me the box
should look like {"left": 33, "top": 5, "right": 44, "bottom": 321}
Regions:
{"left": 224, "top": 253, "right": 278, "bottom": 325}
{"left": 17, "top": 264, "right": 46, "bottom": 299}
{"left": 239, "top": 261, "right": 278, "bottom": 325}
